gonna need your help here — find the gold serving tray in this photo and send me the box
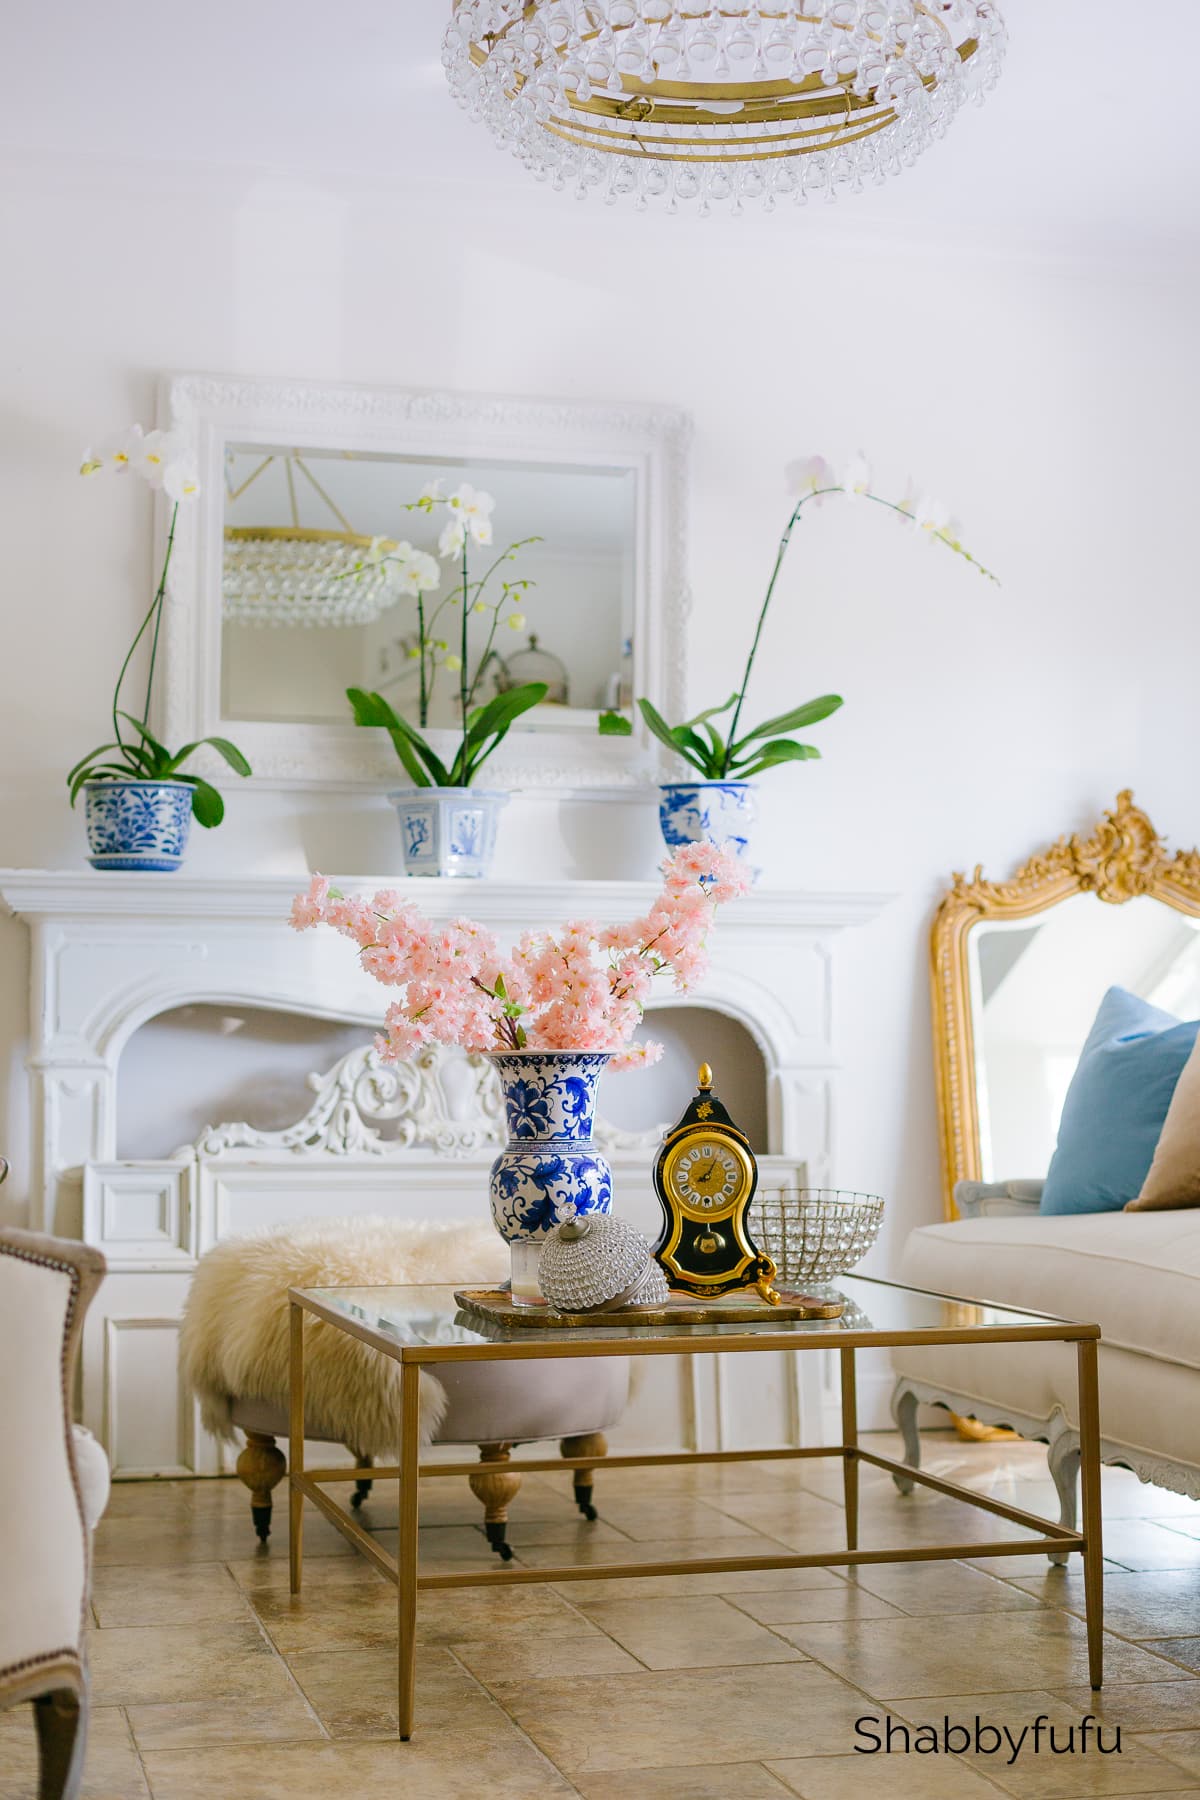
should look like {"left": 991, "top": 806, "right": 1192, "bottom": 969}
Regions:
{"left": 454, "top": 1287, "right": 844, "bottom": 1329}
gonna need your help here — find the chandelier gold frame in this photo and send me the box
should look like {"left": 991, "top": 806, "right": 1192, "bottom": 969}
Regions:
{"left": 461, "top": 1, "right": 980, "bottom": 166}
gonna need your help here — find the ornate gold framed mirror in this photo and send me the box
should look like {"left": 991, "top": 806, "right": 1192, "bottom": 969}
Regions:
{"left": 931, "top": 791, "right": 1200, "bottom": 1219}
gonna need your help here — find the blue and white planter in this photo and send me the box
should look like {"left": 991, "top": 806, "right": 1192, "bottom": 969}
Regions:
{"left": 658, "top": 780, "right": 758, "bottom": 868}
{"left": 488, "top": 1050, "right": 613, "bottom": 1300}
{"left": 388, "top": 787, "right": 508, "bottom": 879}
{"left": 83, "top": 778, "right": 194, "bottom": 873}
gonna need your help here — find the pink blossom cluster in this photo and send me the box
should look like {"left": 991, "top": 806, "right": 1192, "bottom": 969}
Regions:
{"left": 289, "top": 841, "right": 750, "bottom": 1071}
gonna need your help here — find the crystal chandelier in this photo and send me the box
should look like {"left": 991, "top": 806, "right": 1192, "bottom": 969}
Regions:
{"left": 223, "top": 452, "right": 403, "bottom": 629}
{"left": 443, "top": 2, "right": 1006, "bottom": 212}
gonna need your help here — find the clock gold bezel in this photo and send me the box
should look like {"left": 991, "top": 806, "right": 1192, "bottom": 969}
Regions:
{"left": 662, "top": 1132, "right": 755, "bottom": 1220}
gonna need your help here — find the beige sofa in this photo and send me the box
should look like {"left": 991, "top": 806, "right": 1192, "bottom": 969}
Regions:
{"left": 891, "top": 1182, "right": 1200, "bottom": 1560}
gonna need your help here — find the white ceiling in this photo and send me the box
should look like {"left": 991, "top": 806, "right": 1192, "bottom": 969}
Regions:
{"left": 3, "top": 2, "right": 1198, "bottom": 260}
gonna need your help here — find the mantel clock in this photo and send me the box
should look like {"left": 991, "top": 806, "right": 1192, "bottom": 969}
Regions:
{"left": 652, "top": 1064, "right": 780, "bottom": 1304}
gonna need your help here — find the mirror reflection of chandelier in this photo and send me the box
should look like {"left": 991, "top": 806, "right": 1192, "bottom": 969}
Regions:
{"left": 443, "top": 1, "right": 1005, "bottom": 213}
{"left": 223, "top": 452, "right": 402, "bottom": 629}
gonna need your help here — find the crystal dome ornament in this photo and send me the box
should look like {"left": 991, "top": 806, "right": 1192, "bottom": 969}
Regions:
{"left": 443, "top": 1, "right": 1006, "bottom": 214}
{"left": 500, "top": 634, "right": 569, "bottom": 706}
{"left": 538, "top": 1211, "right": 672, "bottom": 1313}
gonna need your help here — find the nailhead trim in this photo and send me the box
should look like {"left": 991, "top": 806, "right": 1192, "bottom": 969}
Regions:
{"left": 0, "top": 1239, "right": 92, "bottom": 1693}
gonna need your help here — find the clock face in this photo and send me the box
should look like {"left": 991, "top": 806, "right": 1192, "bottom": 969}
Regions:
{"left": 665, "top": 1135, "right": 753, "bottom": 1216}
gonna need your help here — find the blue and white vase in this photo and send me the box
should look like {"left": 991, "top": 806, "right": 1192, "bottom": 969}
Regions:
{"left": 83, "top": 778, "right": 193, "bottom": 872}
{"left": 658, "top": 780, "right": 758, "bottom": 867}
{"left": 488, "top": 1050, "right": 613, "bottom": 1300}
{"left": 388, "top": 787, "right": 508, "bottom": 879}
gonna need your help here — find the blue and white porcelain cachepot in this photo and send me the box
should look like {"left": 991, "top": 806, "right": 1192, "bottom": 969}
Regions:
{"left": 488, "top": 1050, "right": 613, "bottom": 1300}
{"left": 83, "top": 778, "right": 193, "bottom": 872}
{"left": 388, "top": 787, "right": 508, "bottom": 878}
{"left": 658, "top": 780, "right": 758, "bottom": 866}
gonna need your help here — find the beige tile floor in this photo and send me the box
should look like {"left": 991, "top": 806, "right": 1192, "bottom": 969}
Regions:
{"left": 5, "top": 1433, "right": 1200, "bottom": 1798}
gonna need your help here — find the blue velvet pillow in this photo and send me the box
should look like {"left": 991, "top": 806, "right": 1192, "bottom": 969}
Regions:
{"left": 1040, "top": 987, "right": 1200, "bottom": 1215}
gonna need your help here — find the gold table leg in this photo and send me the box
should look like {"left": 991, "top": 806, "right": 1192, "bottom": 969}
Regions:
{"left": 1077, "top": 1338, "right": 1104, "bottom": 1689}
{"left": 840, "top": 1345, "right": 859, "bottom": 1553}
{"left": 397, "top": 1361, "right": 421, "bottom": 1741}
{"left": 289, "top": 1301, "right": 304, "bottom": 1596}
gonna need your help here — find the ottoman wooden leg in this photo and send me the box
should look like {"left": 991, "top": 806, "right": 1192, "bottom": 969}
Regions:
{"left": 236, "top": 1430, "right": 287, "bottom": 1543}
{"left": 561, "top": 1431, "right": 607, "bottom": 1521}
{"left": 469, "top": 1443, "right": 520, "bottom": 1561}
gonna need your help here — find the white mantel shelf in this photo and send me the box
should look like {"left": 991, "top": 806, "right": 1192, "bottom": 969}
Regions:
{"left": 0, "top": 870, "right": 893, "bottom": 932}
{"left": 0, "top": 866, "right": 894, "bottom": 1235}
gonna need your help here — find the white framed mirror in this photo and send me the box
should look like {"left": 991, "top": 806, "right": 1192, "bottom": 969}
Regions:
{"left": 159, "top": 374, "right": 691, "bottom": 789}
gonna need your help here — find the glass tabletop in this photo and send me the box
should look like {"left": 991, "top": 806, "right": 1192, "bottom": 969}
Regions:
{"left": 292, "top": 1274, "right": 1097, "bottom": 1362}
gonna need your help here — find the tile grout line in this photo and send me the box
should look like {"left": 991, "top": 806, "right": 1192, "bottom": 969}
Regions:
{"left": 120, "top": 1703, "right": 157, "bottom": 1800}
{"left": 443, "top": 1645, "right": 587, "bottom": 1796}
{"left": 543, "top": 1582, "right": 657, "bottom": 1671}
{"left": 227, "top": 1559, "right": 334, "bottom": 1741}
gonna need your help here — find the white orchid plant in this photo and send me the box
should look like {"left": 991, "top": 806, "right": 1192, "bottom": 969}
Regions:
{"left": 602, "top": 454, "right": 998, "bottom": 781}
{"left": 345, "top": 480, "right": 548, "bottom": 789}
{"left": 69, "top": 428, "right": 251, "bottom": 825}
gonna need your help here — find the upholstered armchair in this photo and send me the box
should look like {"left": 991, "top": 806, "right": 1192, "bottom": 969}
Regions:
{"left": 0, "top": 1224, "right": 107, "bottom": 1800}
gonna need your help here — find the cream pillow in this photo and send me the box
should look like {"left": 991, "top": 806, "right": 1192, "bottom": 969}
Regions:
{"left": 1127, "top": 1032, "right": 1200, "bottom": 1210}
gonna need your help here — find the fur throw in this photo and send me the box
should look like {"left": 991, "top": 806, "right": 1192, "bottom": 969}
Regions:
{"left": 179, "top": 1215, "right": 508, "bottom": 1457}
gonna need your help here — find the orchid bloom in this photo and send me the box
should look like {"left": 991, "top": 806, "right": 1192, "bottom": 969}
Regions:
{"left": 80, "top": 423, "right": 201, "bottom": 505}
{"left": 447, "top": 482, "right": 495, "bottom": 541}
{"left": 840, "top": 451, "right": 872, "bottom": 499}
{"left": 783, "top": 455, "right": 997, "bottom": 582}
{"left": 785, "top": 454, "right": 835, "bottom": 497}
{"left": 162, "top": 458, "right": 201, "bottom": 502}
{"left": 392, "top": 543, "right": 441, "bottom": 595}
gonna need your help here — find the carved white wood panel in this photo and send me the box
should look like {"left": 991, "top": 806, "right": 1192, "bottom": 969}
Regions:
{"left": 84, "top": 1161, "right": 194, "bottom": 1269}
{"left": 80, "top": 1273, "right": 199, "bottom": 1478}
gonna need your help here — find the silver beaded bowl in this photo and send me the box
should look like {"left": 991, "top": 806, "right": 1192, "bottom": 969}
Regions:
{"left": 538, "top": 1213, "right": 669, "bottom": 1314}
{"left": 750, "top": 1188, "right": 884, "bottom": 1288}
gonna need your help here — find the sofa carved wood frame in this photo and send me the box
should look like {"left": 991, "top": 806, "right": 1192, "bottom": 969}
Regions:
{"left": 931, "top": 789, "right": 1200, "bottom": 1222}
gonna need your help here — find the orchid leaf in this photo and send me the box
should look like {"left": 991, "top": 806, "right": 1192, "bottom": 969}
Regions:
{"left": 681, "top": 692, "right": 739, "bottom": 730}
{"left": 69, "top": 762, "right": 149, "bottom": 805}
{"left": 730, "top": 694, "right": 843, "bottom": 753}
{"left": 116, "top": 712, "right": 173, "bottom": 772}
{"left": 66, "top": 741, "right": 154, "bottom": 788}
{"left": 176, "top": 774, "right": 225, "bottom": 828}
{"left": 730, "top": 738, "right": 821, "bottom": 778}
{"left": 346, "top": 687, "right": 447, "bottom": 787}
{"left": 462, "top": 682, "right": 547, "bottom": 750}
{"left": 636, "top": 699, "right": 710, "bottom": 776}
{"left": 162, "top": 737, "right": 251, "bottom": 778}
{"left": 598, "top": 710, "right": 633, "bottom": 737}
{"left": 699, "top": 721, "right": 727, "bottom": 770}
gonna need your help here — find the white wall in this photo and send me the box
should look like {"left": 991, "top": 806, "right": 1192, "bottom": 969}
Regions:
{"left": 3, "top": 156, "right": 1199, "bottom": 1272}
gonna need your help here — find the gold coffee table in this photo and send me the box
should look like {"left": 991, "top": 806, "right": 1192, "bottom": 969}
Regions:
{"left": 287, "top": 1276, "right": 1103, "bottom": 1739}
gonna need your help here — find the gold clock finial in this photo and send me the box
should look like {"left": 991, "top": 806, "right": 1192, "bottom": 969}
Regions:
{"left": 698, "top": 1063, "right": 713, "bottom": 1091}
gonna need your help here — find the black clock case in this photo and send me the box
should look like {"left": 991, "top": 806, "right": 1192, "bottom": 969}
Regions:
{"left": 652, "top": 1086, "right": 772, "bottom": 1297}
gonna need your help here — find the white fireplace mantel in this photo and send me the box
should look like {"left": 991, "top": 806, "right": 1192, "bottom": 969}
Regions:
{"left": 2, "top": 869, "right": 894, "bottom": 1235}
{"left": 3, "top": 867, "right": 898, "bottom": 1475}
